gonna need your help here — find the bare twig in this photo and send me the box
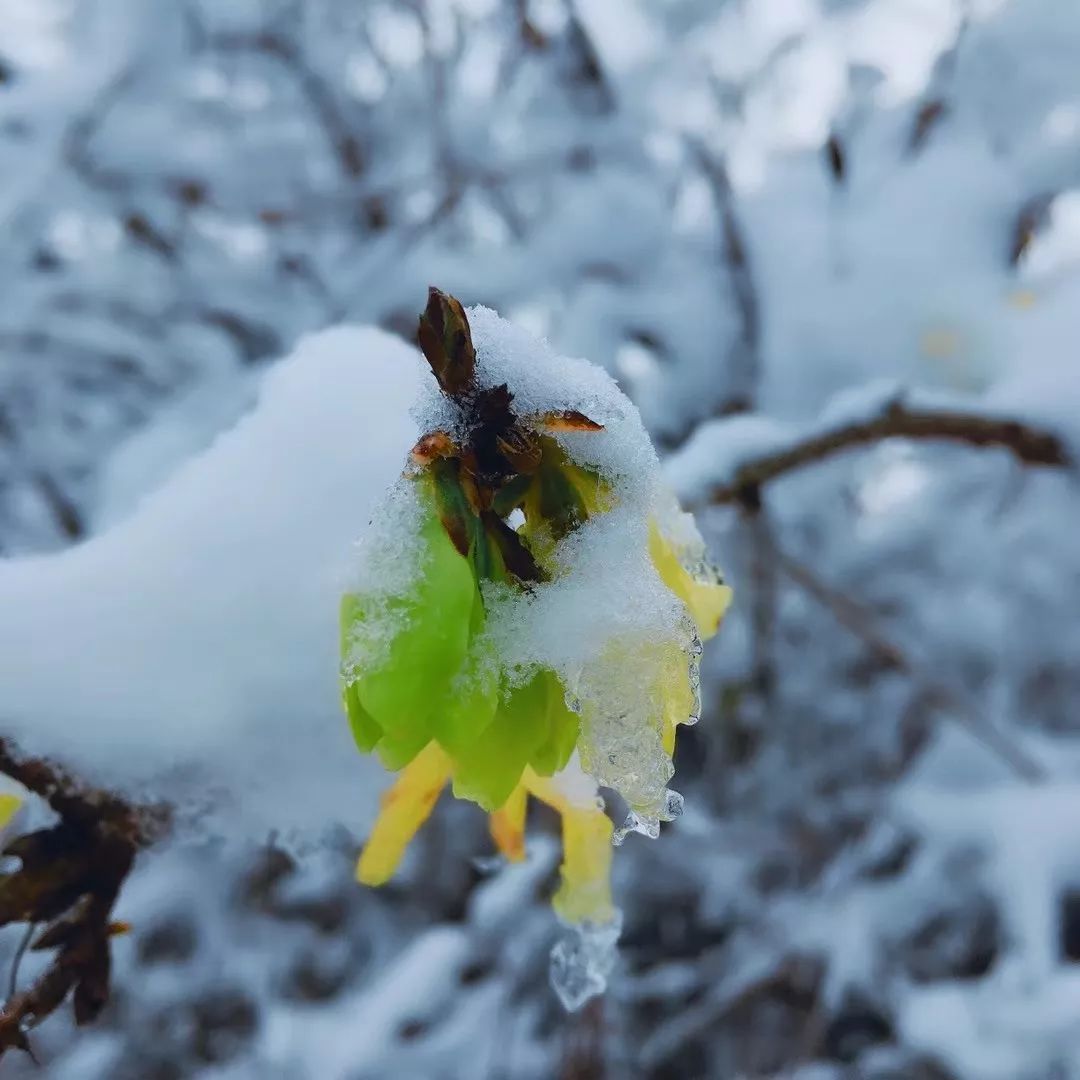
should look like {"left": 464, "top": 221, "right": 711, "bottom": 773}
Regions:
{"left": 702, "top": 400, "right": 1071, "bottom": 506}
{"left": 744, "top": 497, "right": 779, "bottom": 703}
{"left": 559, "top": 996, "right": 607, "bottom": 1080}
{"left": 0, "top": 736, "right": 168, "bottom": 1058}
{"left": 8, "top": 923, "right": 34, "bottom": 1000}
{"left": 906, "top": 18, "right": 967, "bottom": 157}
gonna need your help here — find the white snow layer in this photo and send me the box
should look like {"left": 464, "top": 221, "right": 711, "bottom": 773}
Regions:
{"left": 0, "top": 326, "right": 426, "bottom": 834}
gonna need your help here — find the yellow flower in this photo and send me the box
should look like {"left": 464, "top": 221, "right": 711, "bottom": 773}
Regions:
{"left": 353, "top": 519, "right": 729, "bottom": 927}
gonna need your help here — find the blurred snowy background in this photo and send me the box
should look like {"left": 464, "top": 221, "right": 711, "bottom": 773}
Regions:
{"left": 2, "top": 0, "right": 1080, "bottom": 1076}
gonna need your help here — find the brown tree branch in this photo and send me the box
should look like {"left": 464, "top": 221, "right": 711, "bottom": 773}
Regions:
{"left": 702, "top": 400, "right": 1072, "bottom": 506}
{"left": 0, "top": 736, "right": 168, "bottom": 1060}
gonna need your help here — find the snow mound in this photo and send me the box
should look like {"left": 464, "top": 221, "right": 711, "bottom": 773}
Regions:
{"left": 0, "top": 326, "right": 426, "bottom": 835}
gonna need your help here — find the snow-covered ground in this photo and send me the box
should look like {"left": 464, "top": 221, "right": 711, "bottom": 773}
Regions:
{"left": 3, "top": 0, "right": 1080, "bottom": 1076}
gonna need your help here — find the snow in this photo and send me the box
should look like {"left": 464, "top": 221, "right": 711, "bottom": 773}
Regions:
{"left": 0, "top": 326, "right": 425, "bottom": 834}
{"left": 5, "top": 0, "right": 1080, "bottom": 1073}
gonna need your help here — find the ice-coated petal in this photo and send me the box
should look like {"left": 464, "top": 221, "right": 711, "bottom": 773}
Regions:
{"left": 356, "top": 741, "right": 452, "bottom": 886}
{"left": 648, "top": 520, "right": 732, "bottom": 640}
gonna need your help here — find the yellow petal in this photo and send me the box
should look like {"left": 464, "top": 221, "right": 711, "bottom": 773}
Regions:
{"left": 356, "top": 742, "right": 452, "bottom": 886}
{"left": 524, "top": 771, "right": 615, "bottom": 925}
{"left": 0, "top": 794, "right": 20, "bottom": 830}
{"left": 649, "top": 521, "right": 733, "bottom": 640}
{"left": 489, "top": 784, "right": 528, "bottom": 862}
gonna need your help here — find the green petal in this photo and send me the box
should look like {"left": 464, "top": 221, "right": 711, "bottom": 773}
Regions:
{"left": 375, "top": 726, "right": 435, "bottom": 772}
{"left": 350, "top": 505, "right": 476, "bottom": 736}
{"left": 431, "top": 643, "right": 500, "bottom": 756}
{"left": 343, "top": 680, "right": 382, "bottom": 752}
{"left": 451, "top": 672, "right": 551, "bottom": 811}
{"left": 529, "top": 671, "right": 580, "bottom": 776}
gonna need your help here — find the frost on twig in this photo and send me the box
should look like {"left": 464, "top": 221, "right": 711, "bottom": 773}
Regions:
{"left": 0, "top": 736, "right": 167, "bottom": 1060}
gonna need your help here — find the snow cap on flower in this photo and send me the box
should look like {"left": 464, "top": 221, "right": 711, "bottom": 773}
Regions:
{"left": 340, "top": 289, "right": 730, "bottom": 1005}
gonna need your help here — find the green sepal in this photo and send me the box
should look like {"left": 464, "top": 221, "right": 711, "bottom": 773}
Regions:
{"left": 431, "top": 457, "right": 476, "bottom": 560}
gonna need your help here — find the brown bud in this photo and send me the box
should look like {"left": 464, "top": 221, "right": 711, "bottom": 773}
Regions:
{"left": 417, "top": 287, "right": 476, "bottom": 400}
{"left": 409, "top": 430, "right": 458, "bottom": 466}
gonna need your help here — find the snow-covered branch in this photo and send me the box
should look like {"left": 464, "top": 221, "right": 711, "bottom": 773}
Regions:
{"left": 681, "top": 397, "right": 1072, "bottom": 507}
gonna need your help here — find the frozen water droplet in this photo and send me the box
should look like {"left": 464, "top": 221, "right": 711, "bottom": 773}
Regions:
{"left": 660, "top": 788, "right": 684, "bottom": 821}
{"left": 549, "top": 916, "right": 622, "bottom": 1011}
{"left": 612, "top": 809, "right": 661, "bottom": 846}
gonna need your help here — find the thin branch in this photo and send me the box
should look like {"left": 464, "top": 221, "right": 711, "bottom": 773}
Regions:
{"left": 690, "top": 141, "right": 761, "bottom": 415}
{"left": 209, "top": 30, "right": 365, "bottom": 178}
{"left": 0, "top": 736, "right": 167, "bottom": 1059}
{"left": 8, "top": 923, "right": 34, "bottom": 999}
{"left": 689, "top": 141, "right": 778, "bottom": 712}
{"left": 772, "top": 545, "right": 1046, "bottom": 783}
{"left": 703, "top": 399, "right": 1071, "bottom": 506}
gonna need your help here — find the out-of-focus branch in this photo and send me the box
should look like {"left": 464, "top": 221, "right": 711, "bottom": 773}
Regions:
{"left": 690, "top": 140, "right": 777, "bottom": 715}
{"left": 210, "top": 30, "right": 365, "bottom": 178}
{"left": 0, "top": 736, "right": 168, "bottom": 1059}
{"left": 703, "top": 401, "right": 1071, "bottom": 506}
{"left": 690, "top": 141, "right": 761, "bottom": 416}
{"left": 772, "top": 545, "right": 1047, "bottom": 783}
